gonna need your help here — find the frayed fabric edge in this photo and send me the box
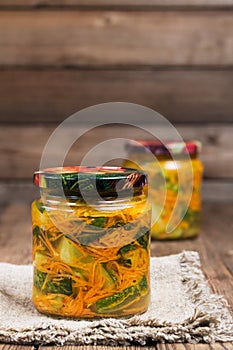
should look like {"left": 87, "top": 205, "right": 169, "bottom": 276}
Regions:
{"left": 180, "top": 250, "right": 233, "bottom": 343}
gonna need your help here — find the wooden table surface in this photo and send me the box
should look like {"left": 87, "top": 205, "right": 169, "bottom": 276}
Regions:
{"left": 0, "top": 189, "right": 232, "bottom": 350}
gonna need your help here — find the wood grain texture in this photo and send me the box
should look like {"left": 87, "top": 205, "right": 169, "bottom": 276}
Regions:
{"left": 0, "top": 124, "right": 232, "bottom": 179}
{"left": 1, "top": 0, "right": 233, "bottom": 7}
{"left": 0, "top": 203, "right": 32, "bottom": 264}
{"left": 202, "top": 181, "right": 233, "bottom": 202}
{"left": 0, "top": 11, "right": 232, "bottom": 67}
{"left": 201, "top": 203, "right": 233, "bottom": 276}
{"left": 1, "top": 342, "right": 233, "bottom": 350}
{"left": 157, "top": 343, "right": 233, "bottom": 349}
{"left": 0, "top": 70, "right": 232, "bottom": 124}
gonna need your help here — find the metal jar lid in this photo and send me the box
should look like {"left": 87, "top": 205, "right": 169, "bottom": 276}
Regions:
{"left": 125, "top": 140, "right": 201, "bottom": 156}
{"left": 33, "top": 166, "right": 148, "bottom": 199}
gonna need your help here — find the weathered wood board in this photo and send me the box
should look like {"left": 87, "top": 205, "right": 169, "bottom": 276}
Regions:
{"left": 1, "top": 0, "right": 233, "bottom": 7}
{"left": 0, "top": 11, "right": 232, "bottom": 67}
{"left": 0, "top": 70, "right": 232, "bottom": 124}
{"left": 0, "top": 124, "right": 232, "bottom": 179}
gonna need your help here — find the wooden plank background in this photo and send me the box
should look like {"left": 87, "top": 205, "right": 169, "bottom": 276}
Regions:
{"left": 0, "top": 124, "right": 232, "bottom": 179}
{"left": 0, "top": 1, "right": 232, "bottom": 186}
{"left": 1, "top": 0, "right": 233, "bottom": 7}
{"left": 0, "top": 70, "right": 232, "bottom": 124}
{"left": 0, "top": 11, "right": 232, "bottom": 67}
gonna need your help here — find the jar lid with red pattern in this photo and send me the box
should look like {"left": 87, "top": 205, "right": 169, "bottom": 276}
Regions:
{"left": 125, "top": 140, "right": 201, "bottom": 156}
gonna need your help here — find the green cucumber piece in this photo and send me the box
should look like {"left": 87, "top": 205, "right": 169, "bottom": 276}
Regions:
{"left": 33, "top": 268, "right": 46, "bottom": 290}
{"left": 33, "top": 267, "right": 72, "bottom": 296}
{"left": 94, "top": 276, "right": 149, "bottom": 314}
{"left": 75, "top": 227, "right": 107, "bottom": 245}
{"left": 138, "top": 275, "right": 148, "bottom": 295}
{"left": 45, "top": 277, "right": 72, "bottom": 295}
{"left": 34, "top": 251, "right": 49, "bottom": 265}
{"left": 56, "top": 236, "right": 83, "bottom": 266}
{"left": 117, "top": 243, "right": 137, "bottom": 267}
{"left": 95, "top": 285, "right": 139, "bottom": 313}
{"left": 35, "top": 201, "right": 45, "bottom": 213}
{"left": 137, "top": 230, "right": 149, "bottom": 250}
{"left": 33, "top": 226, "right": 41, "bottom": 240}
{"left": 101, "top": 264, "right": 118, "bottom": 288}
{"left": 92, "top": 217, "right": 107, "bottom": 228}
{"left": 118, "top": 243, "right": 136, "bottom": 256}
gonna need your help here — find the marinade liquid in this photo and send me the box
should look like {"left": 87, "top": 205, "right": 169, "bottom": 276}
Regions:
{"left": 32, "top": 166, "right": 151, "bottom": 318}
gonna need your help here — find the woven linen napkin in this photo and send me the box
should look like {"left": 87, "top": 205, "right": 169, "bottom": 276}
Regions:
{"left": 0, "top": 251, "right": 232, "bottom": 346}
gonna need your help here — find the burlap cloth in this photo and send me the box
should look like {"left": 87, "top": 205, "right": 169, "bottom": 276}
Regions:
{"left": 0, "top": 251, "right": 232, "bottom": 346}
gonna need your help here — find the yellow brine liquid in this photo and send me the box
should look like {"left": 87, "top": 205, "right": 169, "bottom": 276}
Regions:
{"left": 32, "top": 166, "right": 151, "bottom": 318}
{"left": 124, "top": 141, "right": 203, "bottom": 240}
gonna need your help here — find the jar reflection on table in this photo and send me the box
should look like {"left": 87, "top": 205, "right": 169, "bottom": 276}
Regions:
{"left": 124, "top": 141, "right": 203, "bottom": 240}
{"left": 32, "top": 166, "right": 151, "bottom": 318}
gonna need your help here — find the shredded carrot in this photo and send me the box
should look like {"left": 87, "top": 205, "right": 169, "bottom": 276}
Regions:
{"left": 32, "top": 195, "right": 150, "bottom": 318}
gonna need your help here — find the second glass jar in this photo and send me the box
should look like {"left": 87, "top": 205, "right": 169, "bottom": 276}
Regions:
{"left": 124, "top": 140, "right": 203, "bottom": 240}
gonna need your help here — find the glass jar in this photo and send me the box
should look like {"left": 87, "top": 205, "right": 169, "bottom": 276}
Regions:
{"left": 32, "top": 166, "right": 151, "bottom": 318}
{"left": 124, "top": 141, "right": 203, "bottom": 240}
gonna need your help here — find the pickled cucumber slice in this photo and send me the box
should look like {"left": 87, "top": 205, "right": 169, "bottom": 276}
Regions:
{"left": 56, "top": 236, "right": 83, "bottom": 266}
{"left": 95, "top": 285, "right": 139, "bottom": 313}
{"left": 101, "top": 264, "right": 118, "bottom": 289}
{"left": 35, "top": 201, "right": 45, "bottom": 213}
{"left": 137, "top": 230, "right": 149, "bottom": 250}
{"left": 34, "top": 251, "right": 50, "bottom": 265}
{"left": 138, "top": 275, "right": 148, "bottom": 295}
{"left": 33, "top": 267, "right": 73, "bottom": 295}
{"left": 94, "top": 276, "right": 148, "bottom": 314}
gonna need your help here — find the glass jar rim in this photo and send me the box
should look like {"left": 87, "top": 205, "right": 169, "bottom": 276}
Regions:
{"left": 33, "top": 166, "right": 148, "bottom": 199}
{"left": 125, "top": 140, "right": 201, "bottom": 156}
